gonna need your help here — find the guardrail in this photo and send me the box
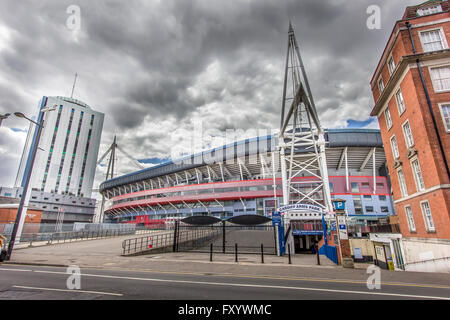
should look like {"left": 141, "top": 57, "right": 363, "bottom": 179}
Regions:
{"left": 122, "top": 232, "right": 173, "bottom": 255}
{"left": 122, "top": 227, "right": 222, "bottom": 255}
{"left": 1, "top": 227, "right": 160, "bottom": 248}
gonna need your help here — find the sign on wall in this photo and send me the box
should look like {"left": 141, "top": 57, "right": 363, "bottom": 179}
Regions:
{"left": 278, "top": 203, "right": 323, "bottom": 213}
{"left": 337, "top": 215, "right": 348, "bottom": 240}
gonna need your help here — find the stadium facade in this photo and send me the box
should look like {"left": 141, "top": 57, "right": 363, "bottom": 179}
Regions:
{"left": 100, "top": 128, "right": 394, "bottom": 230}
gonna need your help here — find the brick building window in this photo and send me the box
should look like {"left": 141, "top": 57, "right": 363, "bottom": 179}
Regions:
{"left": 378, "top": 78, "right": 385, "bottom": 92}
{"left": 397, "top": 168, "right": 408, "bottom": 197}
{"left": 439, "top": 104, "right": 450, "bottom": 132}
{"left": 420, "top": 29, "right": 445, "bottom": 52}
{"left": 402, "top": 120, "right": 414, "bottom": 148}
{"left": 390, "top": 135, "right": 399, "bottom": 159}
{"left": 385, "top": 108, "right": 392, "bottom": 129}
{"left": 405, "top": 206, "right": 416, "bottom": 232}
{"left": 411, "top": 158, "right": 425, "bottom": 191}
{"left": 388, "top": 56, "right": 395, "bottom": 75}
{"left": 420, "top": 201, "right": 435, "bottom": 232}
{"left": 395, "top": 89, "right": 406, "bottom": 115}
{"left": 430, "top": 66, "right": 450, "bottom": 92}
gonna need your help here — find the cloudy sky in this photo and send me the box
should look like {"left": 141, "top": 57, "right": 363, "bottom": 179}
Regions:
{"left": 0, "top": 0, "right": 420, "bottom": 197}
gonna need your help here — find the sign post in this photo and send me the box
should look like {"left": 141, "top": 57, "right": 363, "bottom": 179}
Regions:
{"left": 332, "top": 199, "right": 354, "bottom": 268}
{"left": 272, "top": 211, "right": 285, "bottom": 256}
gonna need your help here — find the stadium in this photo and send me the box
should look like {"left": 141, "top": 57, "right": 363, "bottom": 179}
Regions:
{"left": 99, "top": 25, "right": 395, "bottom": 254}
{"left": 99, "top": 128, "right": 394, "bottom": 251}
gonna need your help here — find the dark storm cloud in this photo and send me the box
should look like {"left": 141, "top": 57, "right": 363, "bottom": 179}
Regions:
{"left": 0, "top": 0, "right": 421, "bottom": 188}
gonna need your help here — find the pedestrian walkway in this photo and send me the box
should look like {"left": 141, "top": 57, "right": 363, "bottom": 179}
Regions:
{"left": 12, "top": 229, "right": 165, "bottom": 250}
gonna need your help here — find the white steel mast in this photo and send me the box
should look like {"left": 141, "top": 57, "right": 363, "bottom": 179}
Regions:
{"left": 279, "top": 22, "right": 332, "bottom": 212}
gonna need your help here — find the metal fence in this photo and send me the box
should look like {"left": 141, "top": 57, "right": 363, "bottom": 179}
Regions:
{"left": 176, "top": 222, "right": 277, "bottom": 255}
{"left": 122, "top": 232, "right": 174, "bottom": 255}
{"left": 121, "top": 222, "right": 278, "bottom": 256}
{"left": 0, "top": 222, "right": 165, "bottom": 248}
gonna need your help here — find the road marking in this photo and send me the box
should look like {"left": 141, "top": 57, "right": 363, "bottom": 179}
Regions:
{"left": 33, "top": 270, "right": 450, "bottom": 300}
{"left": 76, "top": 267, "right": 450, "bottom": 290}
{"left": 12, "top": 285, "right": 123, "bottom": 296}
{"left": 0, "top": 268, "right": 33, "bottom": 272}
{"left": 8, "top": 263, "right": 450, "bottom": 290}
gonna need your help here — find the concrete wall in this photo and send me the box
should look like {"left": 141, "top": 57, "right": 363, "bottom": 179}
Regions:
{"left": 402, "top": 237, "right": 450, "bottom": 273}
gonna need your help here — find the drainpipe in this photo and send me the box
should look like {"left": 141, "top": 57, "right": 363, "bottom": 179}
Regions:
{"left": 405, "top": 22, "right": 450, "bottom": 180}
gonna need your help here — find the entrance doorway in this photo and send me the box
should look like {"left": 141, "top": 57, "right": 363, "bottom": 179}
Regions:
{"left": 294, "top": 235, "right": 322, "bottom": 254}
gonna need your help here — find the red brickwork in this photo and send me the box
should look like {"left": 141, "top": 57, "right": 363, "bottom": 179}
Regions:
{"left": 370, "top": 1, "right": 450, "bottom": 239}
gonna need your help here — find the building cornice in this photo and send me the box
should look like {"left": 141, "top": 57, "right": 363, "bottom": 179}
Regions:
{"left": 370, "top": 14, "right": 450, "bottom": 86}
{"left": 393, "top": 184, "right": 450, "bottom": 204}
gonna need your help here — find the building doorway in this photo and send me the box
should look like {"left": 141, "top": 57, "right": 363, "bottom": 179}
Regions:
{"left": 294, "top": 235, "right": 322, "bottom": 254}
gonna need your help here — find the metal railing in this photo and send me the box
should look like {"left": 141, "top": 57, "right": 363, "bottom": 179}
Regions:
{"left": 1, "top": 226, "right": 160, "bottom": 248}
{"left": 122, "top": 227, "right": 222, "bottom": 255}
{"left": 122, "top": 232, "right": 174, "bottom": 255}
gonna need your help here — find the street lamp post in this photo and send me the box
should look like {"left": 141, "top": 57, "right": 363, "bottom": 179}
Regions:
{"left": 0, "top": 113, "right": 11, "bottom": 127}
{"left": 6, "top": 106, "right": 55, "bottom": 260}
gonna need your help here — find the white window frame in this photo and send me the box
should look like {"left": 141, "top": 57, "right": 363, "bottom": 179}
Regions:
{"left": 395, "top": 88, "right": 406, "bottom": 115}
{"left": 384, "top": 107, "right": 392, "bottom": 130}
{"left": 438, "top": 103, "right": 450, "bottom": 133}
{"left": 420, "top": 200, "right": 435, "bottom": 232}
{"left": 397, "top": 168, "right": 408, "bottom": 198}
{"left": 405, "top": 205, "right": 416, "bottom": 232}
{"left": 402, "top": 119, "right": 415, "bottom": 148}
{"left": 410, "top": 157, "right": 425, "bottom": 192}
{"left": 388, "top": 56, "right": 396, "bottom": 75}
{"left": 417, "top": 4, "right": 443, "bottom": 16}
{"left": 390, "top": 135, "right": 400, "bottom": 159}
{"left": 418, "top": 27, "right": 448, "bottom": 53}
{"left": 429, "top": 65, "right": 450, "bottom": 93}
{"left": 378, "top": 77, "right": 385, "bottom": 93}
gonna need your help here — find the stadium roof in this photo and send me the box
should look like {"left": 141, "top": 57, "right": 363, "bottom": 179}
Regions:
{"left": 100, "top": 128, "right": 384, "bottom": 192}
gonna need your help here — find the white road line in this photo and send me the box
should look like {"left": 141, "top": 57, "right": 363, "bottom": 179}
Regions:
{"left": 0, "top": 268, "right": 33, "bottom": 272}
{"left": 12, "top": 285, "right": 123, "bottom": 297}
{"left": 34, "top": 270, "right": 450, "bottom": 300}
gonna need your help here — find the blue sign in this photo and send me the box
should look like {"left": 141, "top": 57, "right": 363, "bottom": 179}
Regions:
{"left": 332, "top": 200, "right": 346, "bottom": 211}
{"left": 322, "top": 214, "right": 328, "bottom": 245}
{"left": 293, "top": 230, "right": 323, "bottom": 236}
{"left": 272, "top": 212, "right": 285, "bottom": 255}
{"left": 330, "top": 221, "right": 337, "bottom": 231}
{"left": 272, "top": 211, "right": 282, "bottom": 226}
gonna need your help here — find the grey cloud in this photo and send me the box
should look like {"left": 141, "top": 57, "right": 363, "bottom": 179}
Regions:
{"left": 0, "top": 0, "right": 422, "bottom": 192}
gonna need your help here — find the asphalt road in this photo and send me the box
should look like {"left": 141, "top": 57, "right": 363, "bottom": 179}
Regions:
{"left": 1, "top": 264, "right": 449, "bottom": 300}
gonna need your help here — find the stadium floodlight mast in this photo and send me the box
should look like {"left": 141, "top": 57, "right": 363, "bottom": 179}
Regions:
{"left": 6, "top": 105, "right": 56, "bottom": 261}
{"left": 278, "top": 22, "right": 332, "bottom": 213}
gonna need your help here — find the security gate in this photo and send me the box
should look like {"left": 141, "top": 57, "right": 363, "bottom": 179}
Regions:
{"left": 174, "top": 215, "right": 277, "bottom": 255}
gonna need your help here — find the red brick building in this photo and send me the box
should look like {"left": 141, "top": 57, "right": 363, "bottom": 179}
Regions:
{"left": 0, "top": 197, "right": 43, "bottom": 224}
{"left": 370, "top": 1, "right": 450, "bottom": 271}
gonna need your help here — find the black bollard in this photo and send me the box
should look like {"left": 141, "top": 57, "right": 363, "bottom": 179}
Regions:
{"left": 261, "top": 244, "right": 264, "bottom": 264}
{"left": 316, "top": 243, "right": 321, "bottom": 265}
{"left": 235, "top": 243, "right": 238, "bottom": 262}
{"left": 210, "top": 243, "right": 213, "bottom": 262}
{"left": 288, "top": 243, "right": 292, "bottom": 264}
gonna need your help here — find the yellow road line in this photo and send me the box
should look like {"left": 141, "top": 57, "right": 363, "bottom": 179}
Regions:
{"left": 13, "top": 285, "right": 123, "bottom": 296}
